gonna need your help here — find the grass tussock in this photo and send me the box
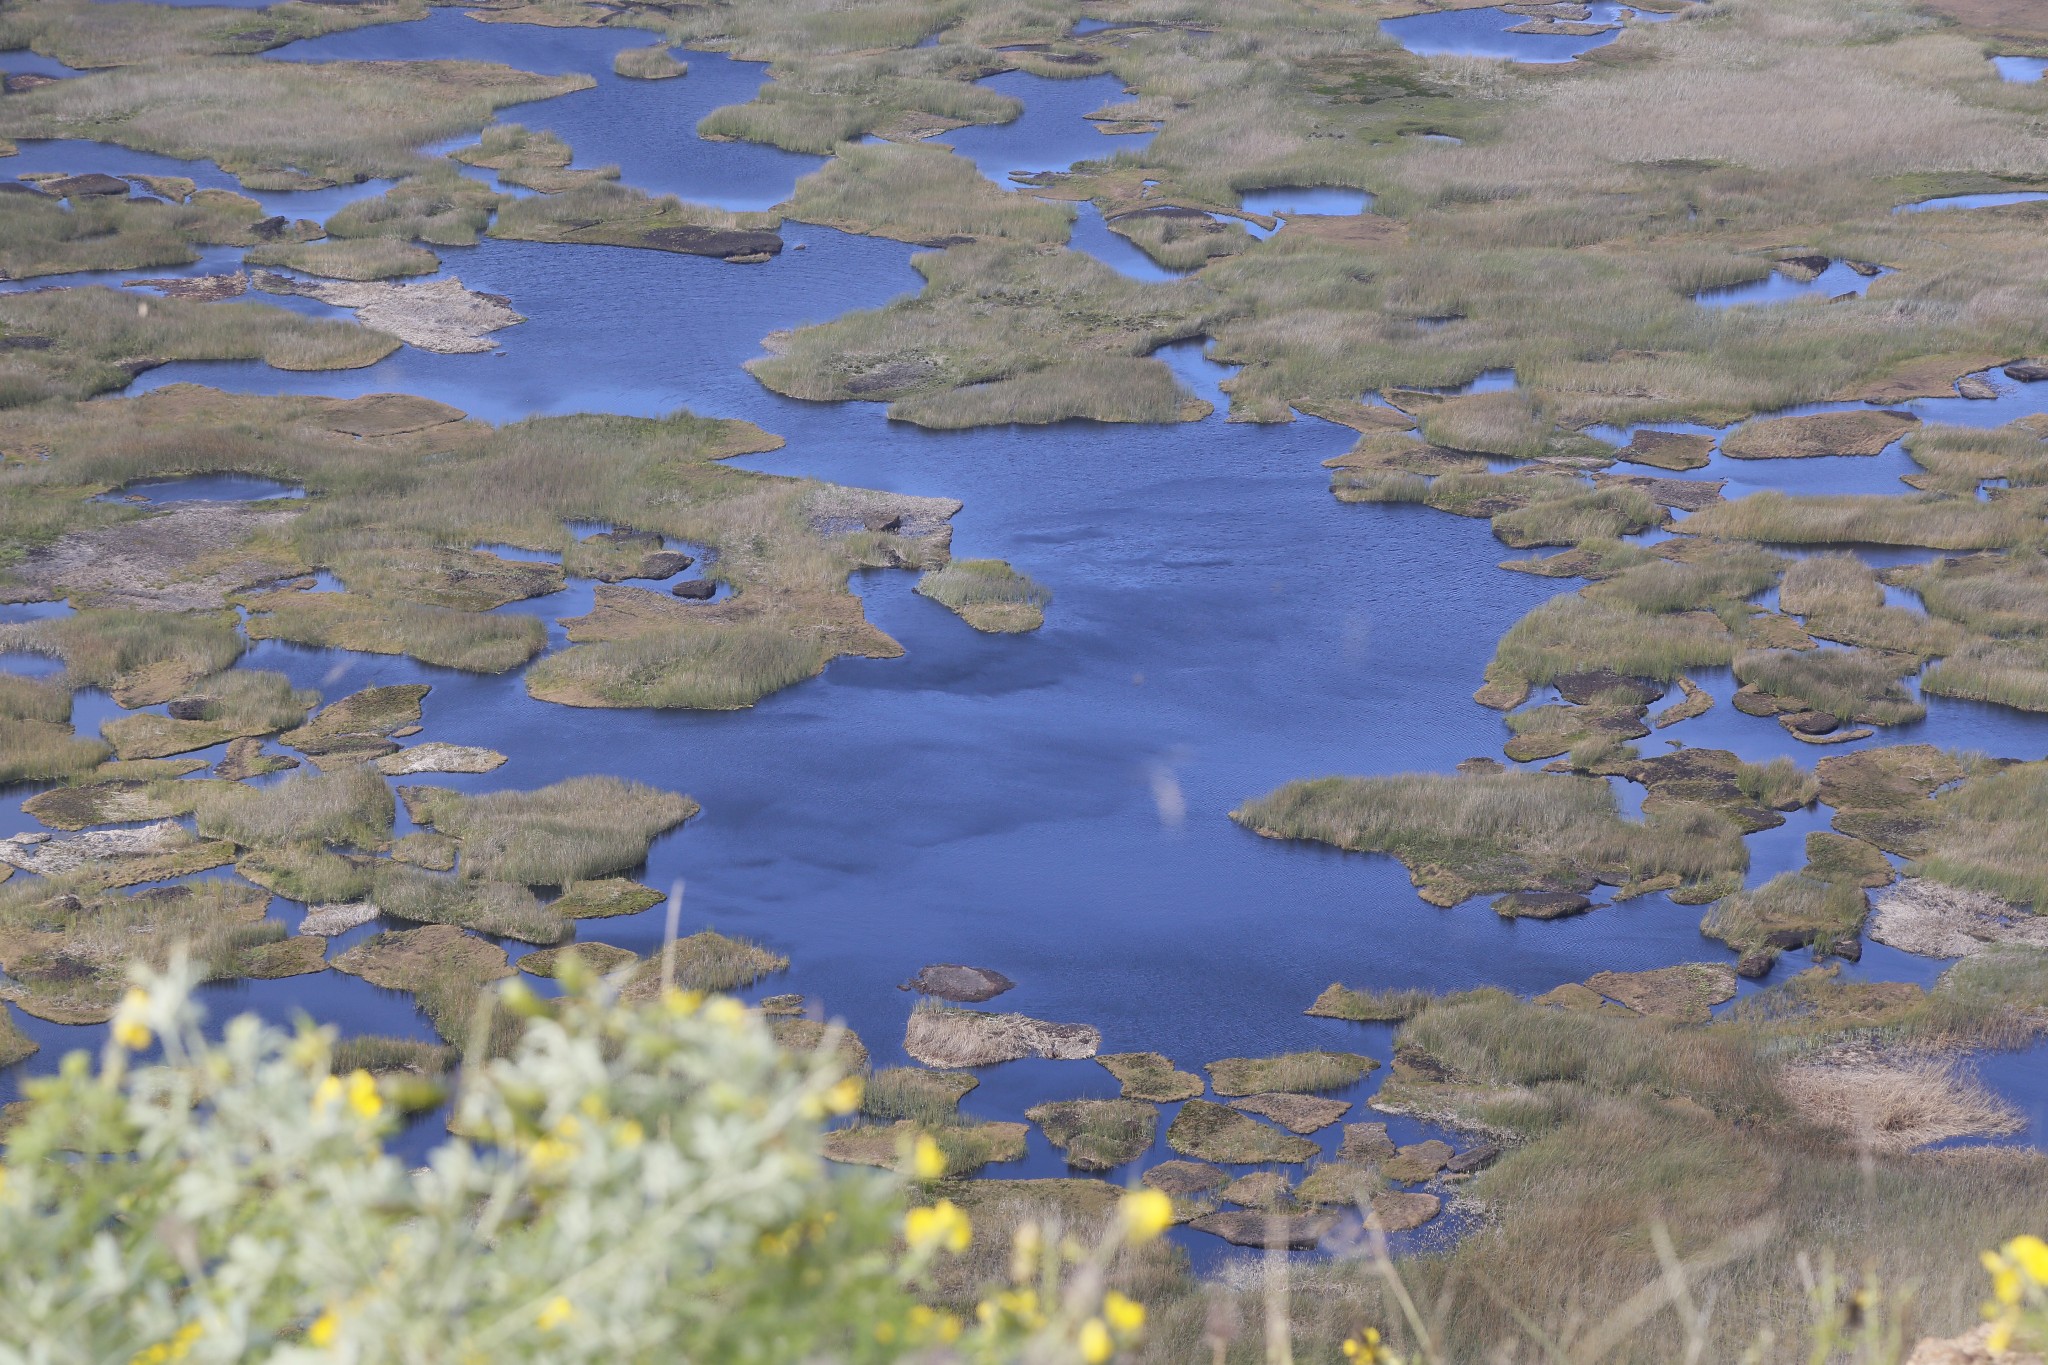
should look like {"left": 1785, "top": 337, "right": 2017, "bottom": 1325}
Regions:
{"left": 245, "top": 238, "right": 441, "bottom": 281}
{"left": 788, "top": 141, "right": 1073, "bottom": 245}
{"left": 1305, "top": 982, "right": 1433, "bottom": 1022}
{"left": 1096, "top": 1051, "right": 1204, "bottom": 1102}
{"left": 330, "top": 923, "right": 517, "bottom": 1053}
{"left": 1164, "top": 1099, "right": 1318, "bottom": 1165}
{"left": 1681, "top": 491, "right": 2042, "bottom": 550}
{"left": 525, "top": 623, "right": 836, "bottom": 711}
{"left": 1024, "top": 1099, "right": 1158, "bottom": 1171}
{"left": 1700, "top": 872, "right": 1868, "bottom": 955}
{"left": 914, "top": 558, "right": 1050, "bottom": 632}
{"left": 613, "top": 44, "right": 685, "bottom": 80}
{"left": 860, "top": 1067, "right": 978, "bottom": 1124}
{"left": 0, "top": 287, "right": 396, "bottom": 408}
{"left": 240, "top": 590, "right": 546, "bottom": 674}
{"left": 369, "top": 864, "right": 565, "bottom": 946}
{"left": 192, "top": 762, "right": 393, "bottom": 852}
{"left": 0, "top": 59, "right": 591, "bottom": 188}
{"left": 402, "top": 775, "right": 696, "bottom": 885}
{"left": 1733, "top": 647, "right": 1924, "bottom": 726}
{"left": 1234, "top": 770, "right": 1747, "bottom": 907}
{"left": 1913, "top": 760, "right": 2048, "bottom": 909}
{"left": 101, "top": 669, "right": 318, "bottom": 760}
{"left": 1205, "top": 1051, "right": 1378, "bottom": 1097}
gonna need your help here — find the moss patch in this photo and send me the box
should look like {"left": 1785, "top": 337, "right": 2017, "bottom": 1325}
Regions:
{"left": 1207, "top": 1051, "right": 1378, "bottom": 1097}
{"left": 1097, "top": 1050, "right": 1205, "bottom": 1101}
{"left": 1166, "top": 1099, "right": 1320, "bottom": 1165}
{"left": 915, "top": 559, "right": 1050, "bottom": 633}
{"left": 1025, "top": 1098, "right": 1158, "bottom": 1171}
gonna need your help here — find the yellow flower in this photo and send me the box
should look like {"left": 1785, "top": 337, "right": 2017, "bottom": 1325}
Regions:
{"left": 1119, "top": 1189, "right": 1173, "bottom": 1244}
{"left": 312, "top": 1075, "right": 343, "bottom": 1114}
{"left": 911, "top": 1133, "right": 946, "bottom": 1181}
{"left": 1103, "top": 1291, "right": 1145, "bottom": 1336}
{"left": 2009, "top": 1235, "right": 2048, "bottom": 1285}
{"left": 905, "top": 1199, "right": 972, "bottom": 1254}
{"left": 662, "top": 988, "right": 703, "bottom": 1017}
{"left": 345, "top": 1070, "right": 383, "bottom": 1121}
{"left": 704, "top": 997, "right": 745, "bottom": 1029}
{"left": 824, "top": 1076, "right": 862, "bottom": 1115}
{"left": 535, "top": 1297, "right": 574, "bottom": 1332}
{"left": 874, "top": 1322, "right": 897, "bottom": 1344}
{"left": 111, "top": 989, "right": 152, "bottom": 1052}
{"left": 616, "top": 1119, "right": 645, "bottom": 1149}
{"left": 307, "top": 1311, "right": 339, "bottom": 1349}
{"left": 1988, "top": 1320, "right": 2015, "bottom": 1355}
{"left": 528, "top": 1136, "right": 573, "bottom": 1170}
{"left": 1079, "top": 1317, "right": 1114, "bottom": 1364}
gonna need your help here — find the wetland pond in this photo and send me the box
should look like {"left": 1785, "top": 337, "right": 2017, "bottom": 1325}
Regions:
{"left": 3, "top": 8, "right": 2046, "bottom": 1266}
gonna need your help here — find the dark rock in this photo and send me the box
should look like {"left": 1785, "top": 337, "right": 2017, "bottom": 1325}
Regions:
{"left": 44, "top": 173, "right": 131, "bottom": 200}
{"left": 0, "top": 181, "right": 50, "bottom": 196}
{"left": 638, "top": 225, "right": 783, "bottom": 258}
{"left": 669, "top": 579, "right": 717, "bottom": 600}
{"left": 1845, "top": 260, "right": 1884, "bottom": 277}
{"left": 1778, "top": 253, "right": 1832, "bottom": 277}
{"left": 1392, "top": 1044, "right": 1455, "bottom": 1083}
{"left": 41, "top": 894, "right": 82, "bottom": 915}
{"left": 1786, "top": 710, "right": 1840, "bottom": 736}
{"left": 130, "top": 885, "right": 193, "bottom": 904}
{"left": 1444, "top": 1141, "right": 1501, "bottom": 1175}
{"left": 1764, "top": 928, "right": 1816, "bottom": 950}
{"left": 1188, "top": 1209, "right": 1335, "bottom": 1249}
{"left": 1456, "top": 756, "right": 1504, "bottom": 775}
{"left": 165, "top": 697, "right": 216, "bottom": 721}
{"left": 1825, "top": 935, "right": 1863, "bottom": 962}
{"left": 900, "top": 962, "right": 1016, "bottom": 1003}
{"left": 1736, "top": 949, "right": 1779, "bottom": 979}
{"left": 861, "top": 511, "right": 905, "bottom": 533}
{"left": 1552, "top": 669, "right": 1664, "bottom": 706}
{"left": 585, "top": 527, "right": 661, "bottom": 547}
{"left": 0, "top": 335, "right": 53, "bottom": 349}
{"left": 1493, "top": 890, "right": 1591, "bottom": 920}
{"left": 633, "top": 550, "right": 692, "bottom": 579}
{"left": 2003, "top": 361, "right": 2048, "bottom": 383}
{"left": 249, "top": 216, "right": 291, "bottom": 240}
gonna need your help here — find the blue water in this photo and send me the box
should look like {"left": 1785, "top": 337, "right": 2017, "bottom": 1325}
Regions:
{"left": 95, "top": 474, "right": 304, "bottom": 504}
{"left": 1695, "top": 260, "right": 1886, "bottom": 308}
{"left": 1896, "top": 190, "right": 2048, "bottom": 213}
{"left": 1380, "top": 4, "right": 1636, "bottom": 62}
{"left": 2, "top": 52, "right": 83, "bottom": 79}
{"left": 0, "top": 6, "right": 2042, "bottom": 1248}
{"left": 1993, "top": 56, "right": 2048, "bottom": 82}
{"left": 1239, "top": 186, "right": 1373, "bottom": 218}
{"left": 937, "top": 70, "right": 1153, "bottom": 183}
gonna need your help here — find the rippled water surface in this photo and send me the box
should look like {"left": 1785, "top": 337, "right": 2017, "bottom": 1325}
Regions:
{"left": 4, "top": 7, "right": 2045, "bottom": 1245}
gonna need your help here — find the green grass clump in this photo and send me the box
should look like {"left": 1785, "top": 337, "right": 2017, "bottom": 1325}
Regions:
{"left": 331, "top": 923, "right": 517, "bottom": 1053}
{"left": 489, "top": 181, "right": 779, "bottom": 257}
{"left": 1893, "top": 552, "right": 2048, "bottom": 637}
{"left": 614, "top": 43, "right": 686, "bottom": 79}
{"left": 1921, "top": 639, "right": 2048, "bottom": 713}
{"left": 1803, "top": 831, "right": 1896, "bottom": 887}
{"left": 788, "top": 141, "right": 1072, "bottom": 246}
{"left": 1733, "top": 647, "right": 1924, "bottom": 726}
{"left": 1681, "top": 491, "right": 2041, "bottom": 550}
{"left": 0, "top": 184, "right": 295, "bottom": 282}
{"left": 1700, "top": 873, "right": 1868, "bottom": 955}
{"left": 914, "top": 559, "right": 1050, "bottom": 633}
{"left": 1206, "top": 1051, "right": 1378, "bottom": 1097}
{"left": 1482, "top": 595, "right": 1736, "bottom": 704}
{"left": 1096, "top": 1051, "right": 1204, "bottom": 1102}
{"left": 1164, "top": 1100, "right": 1318, "bottom": 1165}
{"left": 1106, "top": 207, "right": 1255, "bottom": 270}
{"left": 1736, "top": 755, "right": 1820, "bottom": 810}
{"left": 1234, "top": 770, "right": 1747, "bottom": 907}
{"left": 0, "top": 718, "right": 109, "bottom": 784}
{"left": 1305, "top": 983, "right": 1432, "bottom": 1022}
{"left": 1904, "top": 422, "right": 2048, "bottom": 487}
{"left": 0, "top": 59, "right": 591, "bottom": 188}
{"left": 34, "top": 608, "right": 243, "bottom": 705}
{"left": 101, "top": 669, "right": 318, "bottom": 760}
{"left": 1024, "top": 1099, "right": 1157, "bottom": 1171}
{"left": 823, "top": 1119, "right": 1027, "bottom": 1178}
{"left": 550, "top": 879, "right": 663, "bottom": 920}
{"left": 745, "top": 242, "right": 1224, "bottom": 424}
{"left": 401, "top": 776, "right": 695, "bottom": 885}
{"left": 282, "top": 684, "right": 429, "bottom": 757}
{"left": 192, "top": 763, "right": 393, "bottom": 852}
{"left": 1912, "top": 760, "right": 2048, "bottom": 910}
{"left": 1488, "top": 486, "right": 1662, "bottom": 549}
{"left": 0, "top": 1003, "right": 35, "bottom": 1068}
{"left": 0, "top": 0, "right": 423, "bottom": 68}
{"left": 240, "top": 590, "right": 545, "bottom": 674}
{"left": 696, "top": 57, "right": 1019, "bottom": 155}
{"left": 370, "top": 865, "right": 567, "bottom": 946}
{"left": 861, "top": 1068, "right": 979, "bottom": 1124}
{"left": 637, "top": 930, "right": 789, "bottom": 995}
{"left": 0, "top": 285, "right": 397, "bottom": 407}
{"left": 323, "top": 165, "right": 501, "bottom": 247}
{"left": 236, "top": 847, "right": 374, "bottom": 904}
{"left": 0, "top": 878, "right": 277, "bottom": 1023}
{"left": 244, "top": 239, "right": 440, "bottom": 281}
{"left": 525, "top": 624, "right": 835, "bottom": 711}
{"left": 328, "top": 1035, "right": 456, "bottom": 1078}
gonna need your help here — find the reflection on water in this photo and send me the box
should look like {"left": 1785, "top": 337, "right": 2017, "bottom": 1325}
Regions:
{"left": 1694, "top": 260, "right": 1886, "bottom": 308}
